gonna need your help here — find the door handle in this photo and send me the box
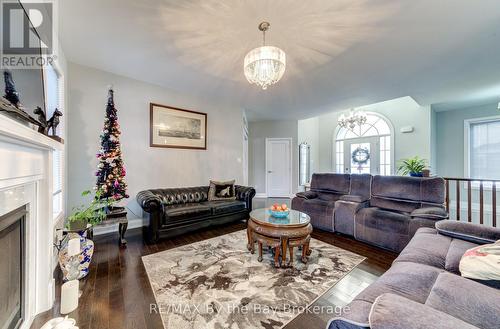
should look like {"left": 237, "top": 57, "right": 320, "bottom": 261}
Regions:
{"left": 268, "top": 171, "right": 273, "bottom": 173}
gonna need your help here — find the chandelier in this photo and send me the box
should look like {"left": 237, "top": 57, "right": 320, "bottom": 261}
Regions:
{"left": 244, "top": 22, "right": 286, "bottom": 90}
{"left": 338, "top": 109, "right": 367, "bottom": 130}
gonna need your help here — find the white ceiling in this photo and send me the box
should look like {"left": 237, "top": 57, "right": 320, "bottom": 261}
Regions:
{"left": 60, "top": 0, "right": 500, "bottom": 120}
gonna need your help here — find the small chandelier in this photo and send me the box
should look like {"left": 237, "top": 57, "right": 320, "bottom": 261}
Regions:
{"left": 338, "top": 109, "right": 368, "bottom": 130}
{"left": 244, "top": 22, "right": 286, "bottom": 90}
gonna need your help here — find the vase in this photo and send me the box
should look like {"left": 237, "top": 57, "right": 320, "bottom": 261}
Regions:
{"left": 58, "top": 230, "right": 94, "bottom": 281}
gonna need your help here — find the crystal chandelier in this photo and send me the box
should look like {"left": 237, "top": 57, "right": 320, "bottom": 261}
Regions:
{"left": 338, "top": 109, "right": 368, "bottom": 130}
{"left": 244, "top": 22, "right": 286, "bottom": 90}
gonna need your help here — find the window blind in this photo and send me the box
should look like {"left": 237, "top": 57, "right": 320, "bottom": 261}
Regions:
{"left": 470, "top": 119, "right": 500, "bottom": 180}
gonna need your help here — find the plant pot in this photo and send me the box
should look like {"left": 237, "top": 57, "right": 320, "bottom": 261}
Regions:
{"left": 68, "top": 218, "right": 88, "bottom": 231}
{"left": 409, "top": 172, "right": 423, "bottom": 177}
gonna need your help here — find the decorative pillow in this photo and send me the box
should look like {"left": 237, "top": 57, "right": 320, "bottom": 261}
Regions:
{"left": 459, "top": 240, "right": 500, "bottom": 288}
{"left": 208, "top": 180, "right": 236, "bottom": 201}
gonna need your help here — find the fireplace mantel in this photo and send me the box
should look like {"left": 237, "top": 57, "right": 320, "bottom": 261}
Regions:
{"left": 0, "top": 113, "right": 61, "bottom": 329}
{"left": 0, "top": 112, "right": 63, "bottom": 152}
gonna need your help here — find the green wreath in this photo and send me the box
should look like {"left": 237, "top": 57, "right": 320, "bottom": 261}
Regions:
{"left": 352, "top": 147, "right": 370, "bottom": 165}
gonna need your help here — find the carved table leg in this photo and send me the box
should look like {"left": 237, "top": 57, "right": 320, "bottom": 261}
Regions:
{"left": 274, "top": 246, "right": 281, "bottom": 267}
{"left": 281, "top": 237, "right": 288, "bottom": 268}
{"left": 288, "top": 246, "right": 294, "bottom": 267}
{"left": 247, "top": 227, "right": 254, "bottom": 253}
{"left": 301, "top": 240, "right": 312, "bottom": 263}
{"left": 118, "top": 221, "right": 128, "bottom": 246}
{"left": 258, "top": 242, "right": 263, "bottom": 262}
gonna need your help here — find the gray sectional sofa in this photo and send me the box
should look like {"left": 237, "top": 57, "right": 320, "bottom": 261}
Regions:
{"left": 292, "top": 173, "right": 448, "bottom": 252}
{"left": 328, "top": 220, "right": 500, "bottom": 329}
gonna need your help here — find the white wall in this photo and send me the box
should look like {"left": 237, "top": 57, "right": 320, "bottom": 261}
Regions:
{"left": 315, "top": 96, "right": 432, "bottom": 173}
{"left": 67, "top": 63, "right": 244, "bottom": 218}
{"left": 248, "top": 120, "right": 298, "bottom": 195}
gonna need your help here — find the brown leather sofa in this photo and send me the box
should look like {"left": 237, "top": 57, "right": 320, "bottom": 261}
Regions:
{"left": 137, "top": 185, "right": 255, "bottom": 242}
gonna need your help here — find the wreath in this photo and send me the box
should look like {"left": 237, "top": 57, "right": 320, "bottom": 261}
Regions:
{"left": 351, "top": 147, "right": 370, "bottom": 165}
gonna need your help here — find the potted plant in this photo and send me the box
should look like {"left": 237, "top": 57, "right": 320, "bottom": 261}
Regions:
{"left": 67, "top": 188, "right": 115, "bottom": 230}
{"left": 397, "top": 156, "right": 427, "bottom": 177}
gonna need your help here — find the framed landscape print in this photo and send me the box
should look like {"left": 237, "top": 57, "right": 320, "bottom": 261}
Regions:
{"left": 150, "top": 103, "right": 207, "bottom": 149}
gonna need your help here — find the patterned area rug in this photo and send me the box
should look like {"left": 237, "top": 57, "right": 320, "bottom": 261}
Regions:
{"left": 142, "top": 230, "right": 365, "bottom": 329}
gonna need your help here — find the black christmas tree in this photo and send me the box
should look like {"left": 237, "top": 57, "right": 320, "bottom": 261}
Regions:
{"left": 95, "top": 88, "right": 129, "bottom": 201}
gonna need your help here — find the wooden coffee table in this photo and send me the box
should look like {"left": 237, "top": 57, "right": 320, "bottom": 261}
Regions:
{"left": 247, "top": 208, "right": 312, "bottom": 267}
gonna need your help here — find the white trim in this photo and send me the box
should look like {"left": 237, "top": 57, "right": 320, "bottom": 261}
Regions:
{"left": 265, "top": 138, "right": 293, "bottom": 198}
{"left": 464, "top": 115, "right": 500, "bottom": 179}
{"left": 255, "top": 193, "right": 268, "bottom": 198}
{"left": 333, "top": 111, "right": 395, "bottom": 174}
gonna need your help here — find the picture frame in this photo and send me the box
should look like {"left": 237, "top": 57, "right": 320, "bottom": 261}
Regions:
{"left": 150, "top": 103, "right": 207, "bottom": 150}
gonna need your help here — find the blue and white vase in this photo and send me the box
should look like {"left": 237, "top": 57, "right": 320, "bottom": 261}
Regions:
{"left": 58, "top": 230, "right": 94, "bottom": 281}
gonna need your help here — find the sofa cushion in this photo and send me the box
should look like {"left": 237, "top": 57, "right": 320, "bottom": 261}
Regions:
{"left": 394, "top": 227, "right": 451, "bottom": 270}
{"left": 425, "top": 272, "right": 500, "bottom": 329}
{"left": 164, "top": 203, "right": 212, "bottom": 221}
{"left": 369, "top": 293, "right": 479, "bottom": 329}
{"left": 370, "top": 176, "right": 445, "bottom": 213}
{"left": 370, "top": 196, "right": 420, "bottom": 213}
{"left": 317, "top": 192, "right": 344, "bottom": 202}
{"left": 445, "top": 238, "right": 477, "bottom": 274}
{"left": 302, "top": 199, "right": 336, "bottom": 231}
{"left": 205, "top": 200, "right": 246, "bottom": 215}
{"left": 310, "top": 173, "right": 350, "bottom": 194}
{"left": 335, "top": 262, "right": 443, "bottom": 326}
{"left": 394, "top": 227, "right": 478, "bottom": 274}
{"left": 411, "top": 207, "right": 448, "bottom": 220}
{"left": 355, "top": 207, "right": 411, "bottom": 252}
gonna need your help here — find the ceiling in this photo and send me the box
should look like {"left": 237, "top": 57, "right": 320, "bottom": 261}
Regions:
{"left": 59, "top": 0, "right": 500, "bottom": 120}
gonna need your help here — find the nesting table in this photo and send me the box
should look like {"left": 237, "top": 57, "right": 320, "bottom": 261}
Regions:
{"left": 247, "top": 208, "right": 312, "bottom": 267}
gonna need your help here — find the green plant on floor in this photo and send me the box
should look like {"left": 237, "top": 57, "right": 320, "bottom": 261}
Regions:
{"left": 66, "top": 188, "right": 115, "bottom": 230}
{"left": 397, "top": 156, "right": 427, "bottom": 176}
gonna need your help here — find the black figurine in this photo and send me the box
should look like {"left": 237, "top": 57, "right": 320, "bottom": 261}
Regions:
{"left": 3, "top": 70, "right": 21, "bottom": 108}
{"left": 47, "top": 108, "right": 63, "bottom": 136}
{"left": 33, "top": 106, "right": 48, "bottom": 134}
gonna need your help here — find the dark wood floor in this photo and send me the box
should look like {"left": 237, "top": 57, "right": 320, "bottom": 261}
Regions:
{"left": 31, "top": 222, "right": 397, "bottom": 329}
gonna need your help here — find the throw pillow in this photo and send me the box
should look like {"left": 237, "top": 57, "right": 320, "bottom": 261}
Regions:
{"left": 208, "top": 180, "right": 236, "bottom": 201}
{"left": 459, "top": 240, "right": 500, "bottom": 288}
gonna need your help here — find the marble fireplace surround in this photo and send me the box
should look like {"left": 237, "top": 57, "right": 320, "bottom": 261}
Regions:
{"left": 0, "top": 114, "right": 63, "bottom": 329}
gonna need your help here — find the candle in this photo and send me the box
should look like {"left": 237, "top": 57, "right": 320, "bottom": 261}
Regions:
{"left": 60, "top": 280, "right": 79, "bottom": 314}
{"left": 67, "top": 238, "right": 80, "bottom": 257}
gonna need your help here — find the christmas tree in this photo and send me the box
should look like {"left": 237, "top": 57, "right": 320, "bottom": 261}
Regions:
{"left": 95, "top": 88, "right": 129, "bottom": 201}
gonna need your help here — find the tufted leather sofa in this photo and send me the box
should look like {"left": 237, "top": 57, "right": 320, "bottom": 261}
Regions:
{"left": 137, "top": 185, "right": 255, "bottom": 242}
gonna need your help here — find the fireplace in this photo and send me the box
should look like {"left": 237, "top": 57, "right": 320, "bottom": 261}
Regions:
{"left": 0, "top": 206, "right": 26, "bottom": 329}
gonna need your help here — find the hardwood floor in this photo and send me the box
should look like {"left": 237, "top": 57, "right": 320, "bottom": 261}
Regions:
{"left": 30, "top": 221, "right": 397, "bottom": 329}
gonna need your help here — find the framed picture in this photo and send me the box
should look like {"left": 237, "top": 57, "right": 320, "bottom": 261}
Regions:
{"left": 150, "top": 103, "right": 207, "bottom": 150}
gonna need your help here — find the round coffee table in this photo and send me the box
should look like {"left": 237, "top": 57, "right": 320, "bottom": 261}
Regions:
{"left": 247, "top": 208, "right": 312, "bottom": 267}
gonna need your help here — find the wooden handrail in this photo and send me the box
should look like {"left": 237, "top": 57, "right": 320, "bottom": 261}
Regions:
{"left": 443, "top": 177, "right": 500, "bottom": 182}
{"left": 443, "top": 177, "right": 499, "bottom": 227}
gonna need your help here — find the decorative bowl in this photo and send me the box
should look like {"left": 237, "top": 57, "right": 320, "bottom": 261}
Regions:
{"left": 268, "top": 209, "right": 290, "bottom": 218}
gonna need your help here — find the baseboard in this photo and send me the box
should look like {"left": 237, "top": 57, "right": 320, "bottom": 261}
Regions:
{"left": 93, "top": 217, "right": 145, "bottom": 236}
{"left": 255, "top": 193, "right": 267, "bottom": 198}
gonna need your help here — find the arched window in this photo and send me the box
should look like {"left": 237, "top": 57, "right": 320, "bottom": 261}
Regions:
{"left": 334, "top": 112, "right": 393, "bottom": 175}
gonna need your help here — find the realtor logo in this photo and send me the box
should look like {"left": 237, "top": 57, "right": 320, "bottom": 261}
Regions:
{"left": 1, "top": 0, "right": 56, "bottom": 68}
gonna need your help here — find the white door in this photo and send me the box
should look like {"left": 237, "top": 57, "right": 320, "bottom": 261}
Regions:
{"left": 343, "top": 137, "right": 380, "bottom": 175}
{"left": 266, "top": 138, "right": 292, "bottom": 197}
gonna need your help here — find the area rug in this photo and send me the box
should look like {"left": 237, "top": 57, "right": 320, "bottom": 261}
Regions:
{"left": 142, "top": 230, "right": 365, "bottom": 329}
